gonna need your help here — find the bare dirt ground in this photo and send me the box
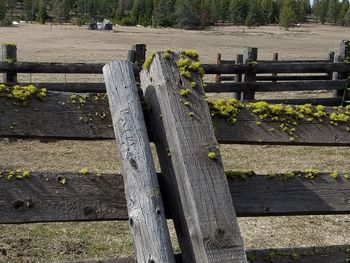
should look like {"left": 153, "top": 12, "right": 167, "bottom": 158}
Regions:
{"left": 1, "top": 23, "right": 350, "bottom": 263}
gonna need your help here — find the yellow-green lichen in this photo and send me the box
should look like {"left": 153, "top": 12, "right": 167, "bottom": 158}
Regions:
{"left": 143, "top": 52, "right": 156, "bottom": 71}
{"left": 207, "top": 151, "right": 217, "bottom": 160}
{"left": 179, "top": 88, "right": 191, "bottom": 96}
{"left": 0, "top": 84, "right": 47, "bottom": 105}
{"left": 208, "top": 98, "right": 244, "bottom": 124}
{"left": 79, "top": 168, "right": 90, "bottom": 175}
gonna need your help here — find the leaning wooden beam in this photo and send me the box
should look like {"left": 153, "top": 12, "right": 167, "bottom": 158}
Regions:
{"left": 63, "top": 245, "right": 350, "bottom": 263}
{"left": 141, "top": 52, "right": 247, "bottom": 262}
{"left": 1, "top": 172, "right": 350, "bottom": 224}
{"left": 1, "top": 93, "right": 350, "bottom": 145}
{"left": 205, "top": 80, "right": 346, "bottom": 93}
{"left": 103, "top": 61, "right": 176, "bottom": 263}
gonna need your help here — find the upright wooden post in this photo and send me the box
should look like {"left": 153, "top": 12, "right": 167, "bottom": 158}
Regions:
{"left": 103, "top": 61, "right": 176, "bottom": 263}
{"left": 1, "top": 44, "right": 17, "bottom": 83}
{"left": 327, "top": 52, "right": 335, "bottom": 80}
{"left": 242, "top": 47, "right": 258, "bottom": 100}
{"left": 235, "top": 54, "right": 243, "bottom": 100}
{"left": 272, "top": 52, "right": 278, "bottom": 82}
{"left": 141, "top": 52, "right": 247, "bottom": 263}
{"left": 132, "top": 44, "right": 147, "bottom": 66}
{"left": 126, "top": 49, "right": 136, "bottom": 63}
{"left": 334, "top": 40, "right": 350, "bottom": 98}
{"left": 215, "top": 53, "right": 221, "bottom": 83}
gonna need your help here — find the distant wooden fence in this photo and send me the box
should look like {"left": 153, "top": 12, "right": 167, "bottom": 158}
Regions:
{"left": 1, "top": 42, "right": 350, "bottom": 262}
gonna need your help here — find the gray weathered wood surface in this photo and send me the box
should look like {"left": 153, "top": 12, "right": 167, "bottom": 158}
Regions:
{"left": 1, "top": 172, "right": 350, "bottom": 224}
{"left": 1, "top": 61, "right": 350, "bottom": 75}
{"left": 1, "top": 93, "right": 350, "bottom": 145}
{"left": 141, "top": 52, "right": 247, "bottom": 263}
{"left": 205, "top": 80, "right": 346, "bottom": 93}
{"left": 103, "top": 60, "right": 175, "bottom": 263}
{"left": 220, "top": 75, "right": 329, "bottom": 82}
{"left": 0, "top": 172, "right": 128, "bottom": 224}
{"left": 1, "top": 44, "right": 17, "bottom": 83}
{"left": 242, "top": 47, "right": 258, "bottom": 100}
{"left": 62, "top": 245, "right": 350, "bottom": 263}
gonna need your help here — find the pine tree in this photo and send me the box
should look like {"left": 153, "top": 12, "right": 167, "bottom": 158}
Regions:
{"left": 345, "top": 5, "right": 350, "bottom": 25}
{"left": 175, "top": 0, "right": 201, "bottom": 28}
{"left": 339, "top": 0, "right": 350, "bottom": 25}
{"left": 327, "top": 0, "right": 340, "bottom": 24}
{"left": 36, "top": 0, "right": 48, "bottom": 24}
{"left": 297, "top": 0, "right": 310, "bottom": 23}
{"left": 245, "top": 0, "right": 261, "bottom": 27}
{"left": 279, "top": 0, "right": 297, "bottom": 30}
{"left": 0, "top": 0, "right": 6, "bottom": 21}
{"left": 229, "top": 0, "right": 248, "bottom": 24}
{"left": 153, "top": 0, "right": 175, "bottom": 27}
{"left": 258, "top": 0, "right": 274, "bottom": 24}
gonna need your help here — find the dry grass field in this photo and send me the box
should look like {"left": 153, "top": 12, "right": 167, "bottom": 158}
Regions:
{"left": 1, "top": 23, "right": 350, "bottom": 263}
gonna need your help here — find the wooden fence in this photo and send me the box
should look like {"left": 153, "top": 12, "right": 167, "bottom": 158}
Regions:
{"left": 1, "top": 42, "right": 350, "bottom": 262}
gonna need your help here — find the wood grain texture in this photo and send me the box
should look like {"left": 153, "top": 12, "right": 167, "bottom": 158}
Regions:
{"left": 1, "top": 94, "right": 350, "bottom": 145}
{"left": 202, "top": 62, "right": 350, "bottom": 74}
{"left": 0, "top": 90, "right": 114, "bottom": 139}
{"left": 1, "top": 44, "right": 17, "bottom": 83}
{"left": 0, "top": 172, "right": 128, "bottom": 224}
{"left": 220, "top": 75, "right": 330, "bottom": 82}
{"left": 205, "top": 80, "right": 346, "bottom": 93}
{"left": 103, "top": 61, "right": 175, "bottom": 263}
{"left": 62, "top": 245, "right": 350, "bottom": 263}
{"left": 1, "top": 172, "right": 350, "bottom": 224}
{"left": 242, "top": 47, "right": 257, "bottom": 100}
{"left": 141, "top": 52, "right": 247, "bottom": 263}
{"left": 0, "top": 61, "right": 141, "bottom": 74}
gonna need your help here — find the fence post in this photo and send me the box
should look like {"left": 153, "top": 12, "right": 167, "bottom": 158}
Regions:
{"left": 242, "top": 47, "right": 258, "bottom": 100}
{"left": 235, "top": 54, "right": 243, "bottom": 100}
{"left": 272, "top": 52, "right": 278, "bottom": 82}
{"left": 1, "top": 44, "right": 17, "bottom": 83}
{"left": 132, "top": 44, "right": 146, "bottom": 66}
{"left": 215, "top": 53, "right": 221, "bottom": 83}
{"left": 327, "top": 52, "right": 335, "bottom": 80}
{"left": 334, "top": 40, "right": 350, "bottom": 98}
{"left": 141, "top": 52, "right": 247, "bottom": 263}
{"left": 103, "top": 61, "right": 176, "bottom": 263}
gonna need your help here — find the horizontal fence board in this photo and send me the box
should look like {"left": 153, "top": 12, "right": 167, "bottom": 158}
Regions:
{"left": 264, "top": 97, "right": 342, "bottom": 106}
{"left": 0, "top": 62, "right": 141, "bottom": 74}
{"left": 3, "top": 82, "right": 107, "bottom": 93}
{"left": 205, "top": 80, "right": 346, "bottom": 93}
{"left": 220, "top": 75, "right": 330, "bottom": 82}
{"left": 1, "top": 92, "right": 350, "bottom": 145}
{"left": 1, "top": 62, "right": 349, "bottom": 75}
{"left": 203, "top": 62, "right": 350, "bottom": 74}
{"left": 62, "top": 245, "right": 350, "bottom": 263}
{"left": 1, "top": 172, "right": 350, "bottom": 224}
{"left": 0, "top": 172, "right": 128, "bottom": 224}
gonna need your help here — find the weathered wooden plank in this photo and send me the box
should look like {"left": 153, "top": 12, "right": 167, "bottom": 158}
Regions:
{"left": 213, "top": 107, "right": 350, "bottom": 145}
{"left": 63, "top": 245, "right": 350, "bottom": 263}
{"left": 0, "top": 172, "right": 128, "bottom": 224}
{"left": 1, "top": 44, "right": 17, "bottom": 83}
{"left": 264, "top": 97, "right": 342, "bottom": 106}
{"left": 242, "top": 47, "right": 258, "bottom": 100}
{"left": 0, "top": 61, "right": 349, "bottom": 75}
{"left": 1, "top": 93, "right": 350, "bottom": 145}
{"left": 1, "top": 172, "right": 350, "bottom": 224}
{"left": 202, "top": 62, "right": 350, "bottom": 74}
{"left": 2, "top": 82, "right": 106, "bottom": 93}
{"left": 0, "top": 62, "right": 141, "bottom": 74}
{"left": 205, "top": 80, "right": 346, "bottom": 93}
{"left": 221, "top": 75, "right": 330, "bottom": 81}
{"left": 103, "top": 61, "right": 175, "bottom": 263}
{"left": 0, "top": 91, "right": 114, "bottom": 139}
{"left": 141, "top": 52, "right": 247, "bottom": 262}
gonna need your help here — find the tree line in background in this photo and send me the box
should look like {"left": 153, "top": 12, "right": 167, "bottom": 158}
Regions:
{"left": 0, "top": 0, "right": 350, "bottom": 29}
